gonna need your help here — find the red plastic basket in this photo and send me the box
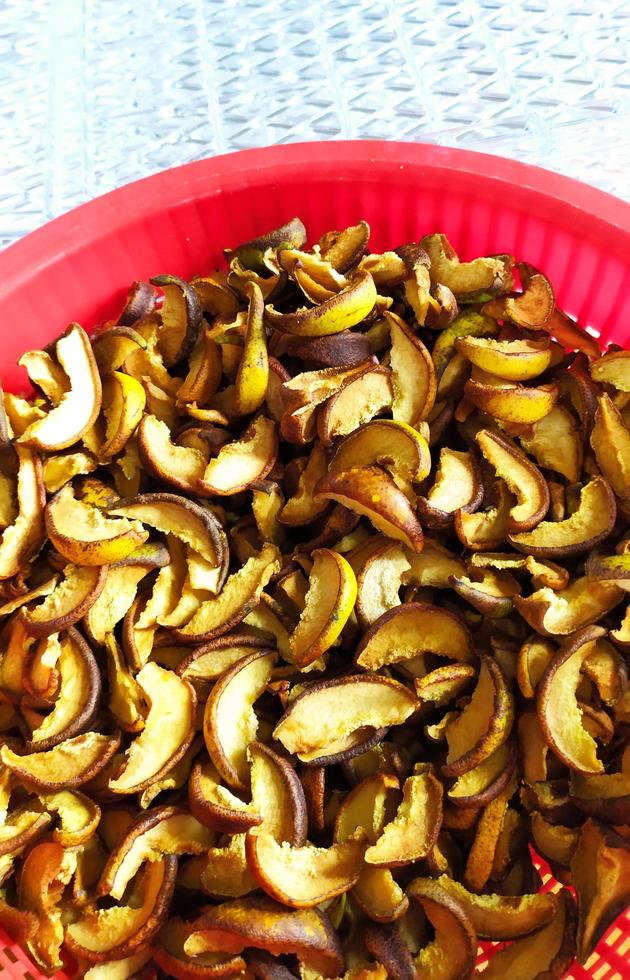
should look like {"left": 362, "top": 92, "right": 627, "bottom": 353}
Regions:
{"left": 0, "top": 140, "right": 629, "bottom": 978}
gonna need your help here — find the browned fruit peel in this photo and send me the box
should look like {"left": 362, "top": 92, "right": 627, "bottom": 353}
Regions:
{"left": 0, "top": 217, "right": 626, "bottom": 979}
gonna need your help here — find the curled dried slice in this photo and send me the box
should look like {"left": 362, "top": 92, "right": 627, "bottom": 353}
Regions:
{"left": 572, "top": 819, "right": 630, "bottom": 963}
{"left": 39, "top": 789, "right": 100, "bottom": 847}
{"left": 184, "top": 897, "right": 343, "bottom": 978}
{"left": 0, "top": 731, "right": 121, "bottom": 790}
{"left": 278, "top": 442, "right": 328, "bottom": 526}
{"left": 414, "top": 663, "right": 477, "bottom": 707}
{"left": 0, "top": 448, "right": 45, "bottom": 580}
{"left": 316, "top": 365, "right": 393, "bottom": 444}
{"left": 417, "top": 448, "right": 483, "bottom": 529}
{"left": 455, "top": 479, "right": 513, "bottom": 551}
{"left": 570, "top": 771, "right": 630, "bottom": 824}
{"left": 356, "top": 540, "right": 410, "bottom": 629}
{"left": 365, "top": 772, "right": 442, "bottom": 868}
{"left": 47, "top": 484, "right": 148, "bottom": 566}
{"left": 174, "top": 544, "right": 281, "bottom": 642}
{"left": 109, "top": 492, "right": 227, "bottom": 568}
{"left": 22, "top": 564, "right": 107, "bottom": 637}
{"left": 465, "top": 377, "right": 558, "bottom": 424}
{"left": 515, "top": 577, "right": 623, "bottom": 636}
{"left": 355, "top": 603, "right": 473, "bottom": 671}
{"left": 434, "top": 874, "right": 556, "bottom": 940}
{"left": 289, "top": 549, "right": 356, "bottom": 667}
{"left": 537, "top": 627, "right": 608, "bottom": 774}
{"left": 481, "top": 890, "right": 576, "bottom": 979}
{"left": 470, "top": 552, "right": 568, "bottom": 591}
{"left": 590, "top": 392, "right": 630, "bottom": 504}
{"left": 265, "top": 270, "right": 376, "bottom": 336}
{"left": 65, "top": 854, "right": 177, "bottom": 963}
{"left": 447, "top": 741, "right": 516, "bottom": 808}
{"left": 0, "top": 803, "right": 52, "bottom": 857}
{"left": 406, "top": 877, "right": 477, "bottom": 980}
{"left": 188, "top": 756, "right": 261, "bottom": 834}
{"left": 26, "top": 627, "right": 101, "bottom": 750}
{"left": 274, "top": 676, "right": 419, "bottom": 762}
{"left": 19, "top": 324, "right": 102, "bottom": 451}
{"left": 203, "top": 651, "right": 276, "bottom": 791}
{"left": 246, "top": 830, "right": 366, "bottom": 908}
{"left": 476, "top": 429, "right": 549, "bottom": 532}
{"left": 386, "top": 312, "right": 436, "bottom": 424}
{"left": 151, "top": 274, "right": 202, "bottom": 367}
{"left": 329, "top": 419, "right": 431, "bottom": 495}
{"left": 18, "top": 840, "right": 76, "bottom": 971}
{"left": 98, "top": 805, "right": 215, "bottom": 900}
{"left": 519, "top": 404, "right": 582, "bottom": 483}
{"left": 510, "top": 476, "right": 616, "bottom": 558}
{"left": 199, "top": 416, "right": 278, "bottom": 495}
{"left": 457, "top": 335, "right": 552, "bottom": 381}
{"left": 443, "top": 654, "right": 514, "bottom": 777}
{"left": 154, "top": 917, "right": 246, "bottom": 979}
{"left": 590, "top": 348, "right": 630, "bottom": 390}
{"left": 108, "top": 662, "right": 196, "bottom": 793}
{"left": 421, "top": 233, "right": 514, "bottom": 300}
{"left": 137, "top": 414, "right": 206, "bottom": 493}
{"left": 316, "top": 465, "right": 423, "bottom": 552}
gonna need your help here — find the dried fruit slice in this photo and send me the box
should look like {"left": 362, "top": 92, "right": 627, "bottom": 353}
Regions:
{"left": 19, "top": 324, "right": 102, "bottom": 451}
{"left": 39, "top": 789, "right": 100, "bottom": 847}
{"left": 434, "top": 874, "right": 556, "bottom": 940}
{"left": 515, "top": 577, "right": 623, "bottom": 636}
{"left": 355, "top": 540, "right": 410, "bottom": 628}
{"left": 246, "top": 830, "right": 367, "bottom": 908}
{"left": 365, "top": 772, "right": 442, "bottom": 868}
{"left": 417, "top": 448, "right": 483, "bottom": 528}
{"left": 199, "top": 416, "right": 278, "bottom": 495}
{"left": 329, "top": 419, "right": 431, "bottom": 496}
{"left": 265, "top": 270, "right": 377, "bottom": 336}
{"left": 481, "top": 890, "right": 576, "bottom": 979}
{"left": 65, "top": 855, "right": 176, "bottom": 962}
{"left": 289, "top": 549, "right": 357, "bottom": 667}
{"left": 0, "top": 731, "right": 120, "bottom": 790}
{"left": 137, "top": 414, "right": 206, "bottom": 493}
{"left": 274, "top": 676, "right": 419, "bottom": 762}
{"left": 316, "top": 365, "right": 394, "bottom": 444}
{"left": 570, "top": 771, "right": 630, "bottom": 824}
{"left": 571, "top": 819, "right": 630, "bottom": 962}
{"left": 154, "top": 917, "right": 246, "bottom": 979}
{"left": 519, "top": 404, "right": 582, "bottom": 483}
{"left": 537, "top": 627, "right": 608, "bottom": 774}
{"left": 203, "top": 651, "right": 276, "bottom": 790}
{"left": 22, "top": 564, "right": 107, "bottom": 637}
{"left": 109, "top": 492, "right": 226, "bottom": 567}
{"left": 184, "top": 897, "right": 343, "bottom": 978}
{"left": 509, "top": 476, "right": 616, "bottom": 558}
{"left": 454, "top": 479, "right": 513, "bottom": 551}
{"left": 355, "top": 603, "right": 473, "bottom": 671}
{"left": 457, "top": 335, "right": 552, "bottom": 381}
{"left": 443, "top": 654, "right": 514, "bottom": 777}
{"left": 108, "top": 662, "right": 196, "bottom": 793}
{"left": 465, "top": 378, "right": 558, "bottom": 424}
{"left": 47, "top": 483, "right": 148, "bottom": 566}
{"left": 590, "top": 393, "right": 630, "bottom": 503}
{"left": 0, "top": 448, "right": 45, "bottom": 580}
{"left": 151, "top": 274, "right": 202, "bottom": 367}
{"left": 406, "top": 877, "right": 477, "bottom": 979}
{"left": 421, "top": 233, "right": 514, "bottom": 300}
{"left": 590, "top": 348, "right": 630, "bottom": 391}
{"left": 386, "top": 312, "right": 436, "bottom": 424}
{"left": 316, "top": 465, "right": 424, "bottom": 552}
{"left": 476, "top": 429, "right": 549, "bottom": 532}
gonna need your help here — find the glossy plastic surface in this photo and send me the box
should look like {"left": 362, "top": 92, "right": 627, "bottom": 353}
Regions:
{"left": 0, "top": 141, "right": 629, "bottom": 978}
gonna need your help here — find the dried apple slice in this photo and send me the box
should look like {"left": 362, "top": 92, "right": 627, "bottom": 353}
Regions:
{"left": 246, "top": 829, "right": 366, "bottom": 908}
{"left": 177, "top": 633, "right": 270, "bottom": 686}
{"left": 65, "top": 854, "right": 177, "bottom": 962}
{"left": 289, "top": 549, "right": 356, "bottom": 667}
{"left": 246, "top": 741, "right": 308, "bottom": 845}
{"left": 455, "top": 479, "right": 513, "bottom": 551}
{"left": 108, "top": 662, "right": 196, "bottom": 793}
{"left": 19, "top": 324, "right": 102, "bottom": 451}
{"left": 414, "top": 663, "right": 477, "bottom": 707}
{"left": 17, "top": 840, "right": 76, "bottom": 971}
{"left": 476, "top": 429, "right": 549, "bottom": 532}
{"left": 386, "top": 312, "right": 436, "bottom": 424}
{"left": 109, "top": 492, "right": 226, "bottom": 568}
{"left": 590, "top": 392, "right": 630, "bottom": 503}
{"left": 355, "top": 603, "right": 473, "bottom": 671}
{"left": 519, "top": 404, "right": 582, "bottom": 483}
{"left": 0, "top": 803, "right": 52, "bottom": 856}
{"left": 85, "top": 556, "right": 162, "bottom": 647}
{"left": 0, "top": 730, "right": 120, "bottom": 789}
{"left": 515, "top": 576, "right": 623, "bottom": 636}
{"left": 450, "top": 567, "right": 520, "bottom": 618}
{"left": 274, "top": 675, "right": 418, "bottom": 762}
{"left": 40, "top": 788, "right": 101, "bottom": 847}
{"left": 98, "top": 370, "right": 146, "bottom": 461}
{"left": 421, "top": 233, "right": 514, "bottom": 300}
{"left": 0, "top": 448, "right": 45, "bottom": 580}
{"left": 199, "top": 416, "right": 278, "bottom": 495}
{"left": 137, "top": 414, "right": 206, "bottom": 493}
{"left": 365, "top": 771, "right": 442, "bottom": 868}
{"left": 316, "top": 466, "right": 424, "bottom": 552}
{"left": 442, "top": 654, "right": 514, "bottom": 777}
{"left": 433, "top": 874, "right": 556, "bottom": 940}
{"left": 46, "top": 483, "right": 148, "bottom": 566}
{"left": 26, "top": 627, "right": 101, "bottom": 750}
{"left": 154, "top": 917, "right": 246, "bottom": 979}
{"left": 590, "top": 348, "right": 630, "bottom": 390}
{"left": 530, "top": 811, "right": 578, "bottom": 867}
{"left": 98, "top": 805, "right": 214, "bottom": 900}
{"left": 188, "top": 755, "right": 262, "bottom": 834}
{"left": 184, "top": 897, "right": 343, "bottom": 978}
{"left": 151, "top": 274, "right": 202, "bottom": 367}
{"left": 329, "top": 419, "right": 431, "bottom": 496}
{"left": 456, "top": 335, "right": 552, "bottom": 381}
{"left": 22, "top": 563, "right": 107, "bottom": 637}
{"left": 316, "top": 365, "right": 394, "bottom": 444}
{"left": 19, "top": 349, "right": 70, "bottom": 404}
{"left": 417, "top": 448, "right": 483, "bottom": 528}
{"left": 232, "top": 281, "right": 268, "bottom": 415}
{"left": 570, "top": 770, "right": 630, "bottom": 825}
{"left": 517, "top": 635, "right": 555, "bottom": 699}
{"left": 480, "top": 889, "right": 576, "bottom": 979}
{"left": 571, "top": 819, "right": 630, "bottom": 963}
{"left": 204, "top": 650, "right": 276, "bottom": 790}
{"left": 465, "top": 377, "right": 558, "bottom": 424}
{"left": 279, "top": 442, "right": 328, "bottom": 526}
{"left": 355, "top": 541, "right": 410, "bottom": 629}
{"left": 174, "top": 544, "right": 280, "bottom": 642}
{"left": 402, "top": 537, "right": 465, "bottom": 589}
{"left": 509, "top": 476, "right": 616, "bottom": 557}
{"left": 470, "top": 552, "right": 568, "bottom": 591}
{"left": 406, "top": 877, "right": 477, "bottom": 979}
{"left": 265, "top": 270, "right": 376, "bottom": 336}
{"left": 537, "top": 627, "right": 608, "bottom": 774}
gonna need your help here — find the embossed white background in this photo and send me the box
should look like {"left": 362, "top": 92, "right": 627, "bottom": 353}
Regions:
{"left": 1, "top": 0, "right": 628, "bottom": 249}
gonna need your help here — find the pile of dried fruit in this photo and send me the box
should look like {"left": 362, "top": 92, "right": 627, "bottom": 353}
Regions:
{"left": 0, "top": 218, "right": 628, "bottom": 979}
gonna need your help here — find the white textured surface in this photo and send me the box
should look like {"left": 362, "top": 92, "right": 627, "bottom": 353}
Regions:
{"left": 1, "top": 0, "right": 629, "bottom": 248}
